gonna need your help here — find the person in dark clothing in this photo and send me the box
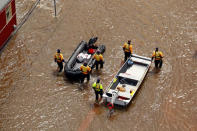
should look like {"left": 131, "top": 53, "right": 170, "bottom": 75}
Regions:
{"left": 123, "top": 40, "right": 133, "bottom": 61}
{"left": 92, "top": 78, "right": 103, "bottom": 102}
{"left": 151, "top": 48, "right": 164, "bottom": 68}
{"left": 80, "top": 62, "right": 91, "bottom": 83}
{"left": 54, "top": 49, "right": 64, "bottom": 72}
{"left": 93, "top": 51, "right": 104, "bottom": 70}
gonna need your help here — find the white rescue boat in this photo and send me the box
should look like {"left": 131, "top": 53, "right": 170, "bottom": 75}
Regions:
{"left": 103, "top": 54, "right": 151, "bottom": 106}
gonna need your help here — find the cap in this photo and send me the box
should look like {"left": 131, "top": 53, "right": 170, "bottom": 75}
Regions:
{"left": 96, "top": 78, "right": 100, "bottom": 83}
{"left": 97, "top": 50, "right": 101, "bottom": 54}
{"left": 57, "top": 49, "right": 61, "bottom": 53}
{"left": 83, "top": 62, "right": 87, "bottom": 66}
{"left": 128, "top": 40, "right": 131, "bottom": 44}
{"left": 156, "top": 47, "right": 158, "bottom": 51}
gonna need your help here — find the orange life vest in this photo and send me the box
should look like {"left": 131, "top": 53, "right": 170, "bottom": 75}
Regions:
{"left": 123, "top": 43, "right": 132, "bottom": 53}
{"left": 80, "top": 65, "right": 91, "bottom": 74}
{"left": 94, "top": 54, "right": 103, "bottom": 61}
{"left": 55, "top": 53, "right": 64, "bottom": 62}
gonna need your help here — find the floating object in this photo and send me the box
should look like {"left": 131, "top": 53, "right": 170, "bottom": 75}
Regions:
{"left": 103, "top": 54, "right": 151, "bottom": 106}
{"left": 64, "top": 38, "right": 105, "bottom": 80}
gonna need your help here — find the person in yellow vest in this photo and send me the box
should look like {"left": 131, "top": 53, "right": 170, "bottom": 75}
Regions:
{"left": 93, "top": 50, "right": 104, "bottom": 70}
{"left": 92, "top": 78, "right": 103, "bottom": 102}
{"left": 151, "top": 47, "right": 164, "bottom": 68}
{"left": 80, "top": 62, "right": 91, "bottom": 83}
{"left": 123, "top": 40, "right": 133, "bottom": 61}
{"left": 54, "top": 49, "right": 64, "bottom": 72}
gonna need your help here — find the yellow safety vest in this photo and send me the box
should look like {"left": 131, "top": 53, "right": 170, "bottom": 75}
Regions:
{"left": 55, "top": 53, "right": 64, "bottom": 62}
{"left": 92, "top": 82, "right": 103, "bottom": 91}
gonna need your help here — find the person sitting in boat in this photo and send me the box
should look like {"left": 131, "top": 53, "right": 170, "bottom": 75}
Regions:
{"left": 92, "top": 78, "right": 103, "bottom": 103}
{"left": 123, "top": 40, "right": 133, "bottom": 61}
{"left": 151, "top": 47, "right": 164, "bottom": 68}
{"left": 54, "top": 49, "right": 64, "bottom": 72}
{"left": 80, "top": 62, "right": 91, "bottom": 83}
{"left": 87, "top": 37, "right": 98, "bottom": 54}
{"left": 93, "top": 50, "right": 104, "bottom": 70}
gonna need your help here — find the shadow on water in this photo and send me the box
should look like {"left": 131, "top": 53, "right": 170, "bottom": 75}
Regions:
{"left": 52, "top": 70, "right": 64, "bottom": 77}
{"left": 149, "top": 67, "right": 161, "bottom": 75}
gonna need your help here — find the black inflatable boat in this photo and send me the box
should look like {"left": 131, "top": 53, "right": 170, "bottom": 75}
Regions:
{"left": 64, "top": 37, "right": 105, "bottom": 80}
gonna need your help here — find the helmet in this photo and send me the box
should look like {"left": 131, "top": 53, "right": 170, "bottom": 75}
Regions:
{"left": 97, "top": 50, "right": 101, "bottom": 54}
{"left": 83, "top": 62, "right": 88, "bottom": 66}
{"left": 155, "top": 47, "right": 158, "bottom": 51}
{"left": 57, "top": 49, "right": 61, "bottom": 53}
{"left": 96, "top": 78, "right": 100, "bottom": 83}
{"left": 128, "top": 40, "right": 131, "bottom": 44}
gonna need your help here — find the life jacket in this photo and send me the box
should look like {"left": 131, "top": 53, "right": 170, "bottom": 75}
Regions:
{"left": 92, "top": 82, "right": 103, "bottom": 91}
{"left": 154, "top": 51, "right": 163, "bottom": 60}
{"left": 123, "top": 43, "right": 132, "bottom": 53}
{"left": 94, "top": 54, "right": 103, "bottom": 61}
{"left": 55, "top": 53, "right": 63, "bottom": 62}
{"left": 80, "top": 65, "right": 91, "bottom": 74}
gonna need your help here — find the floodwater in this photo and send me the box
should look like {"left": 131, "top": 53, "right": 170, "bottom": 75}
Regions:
{"left": 0, "top": 0, "right": 197, "bottom": 130}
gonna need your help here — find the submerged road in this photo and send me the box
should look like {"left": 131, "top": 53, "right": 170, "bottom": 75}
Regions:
{"left": 0, "top": 0, "right": 197, "bottom": 130}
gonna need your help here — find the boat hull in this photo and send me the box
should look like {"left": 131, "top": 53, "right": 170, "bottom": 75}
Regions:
{"left": 103, "top": 54, "right": 152, "bottom": 107}
{"left": 64, "top": 40, "right": 105, "bottom": 80}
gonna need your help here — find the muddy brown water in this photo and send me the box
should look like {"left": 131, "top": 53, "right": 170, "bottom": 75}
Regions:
{"left": 0, "top": 0, "right": 197, "bottom": 130}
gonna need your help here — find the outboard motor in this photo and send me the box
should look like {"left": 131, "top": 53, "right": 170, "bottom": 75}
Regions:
{"left": 111, "top": 90, "right": 119, "bottom": 104}
{"left": 88, "top": 37, "right": 98, "bottom": 45}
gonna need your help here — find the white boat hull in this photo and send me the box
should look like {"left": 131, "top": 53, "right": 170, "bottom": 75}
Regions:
{"left": 103, "top": 54, "right": 152, "bottom": 107}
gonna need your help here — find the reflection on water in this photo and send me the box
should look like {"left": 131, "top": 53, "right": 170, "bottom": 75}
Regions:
{"left": 0, "top": 0, "right": 197, "bottom": 130}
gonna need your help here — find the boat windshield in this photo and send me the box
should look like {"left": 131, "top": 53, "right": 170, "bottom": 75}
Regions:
{"left": 118, "top": 76, "right": 138, "bottom": 86}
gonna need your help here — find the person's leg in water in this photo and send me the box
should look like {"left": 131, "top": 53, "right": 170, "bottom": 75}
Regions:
{"left": 95, "top": 61, "right": 99, "bottom": 70}
{"left": 57, "top": 62, "right": 63, "bottom": 72}
{"left": 100, "top": 61, "right": 103, "bottom": 69}
{"left": 80, "top": 74, "right": 85, "bottom": 83}
{"left": 155, "top": 60, "right": 159, "bottom": 68}
{"left": 124, "top": 52, "right": 131, "bottom": 62}
{"left": 124, "top": 52, "right": 127, "bottom": 62}
{"left": 95, "top": 91, "right": 99, "bottom": 102}
{"left": 87, "top": 74, "right": 90, "bottom": 81}
{"left": 159, "top": 59, "right": 163, "bottom": 68}
{"left": 99, "top": 91, "right": 103, "bottom": 101}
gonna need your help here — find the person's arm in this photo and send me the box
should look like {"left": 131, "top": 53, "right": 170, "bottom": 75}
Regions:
{"left": 92, "top": 83, "right": 96, "bottom": 90}
{"left": 151, "top": 52, "right": 155, "bottom": 61}
{"left": 88, "top": 67, "right": 91, "bottom": 73}
{"left": 123, "top": 44, "right": 126, "bottom": 50}
{"left": 160, "top": 52, "right": 164, "bottom": 58}
{"left": 130, "top": 45, "right": 133, "bottom": 54}
{"left": 100, "top": 84, "right": 103, "bottom": 93}
{"left": 61, "top": 54, "right": 65, "bottom": 62}
{"left": 54, "top": 55, "right": 57, "bottom": 62}
{"left": 100, "top": 55, "right": 104, "bottom": 61}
